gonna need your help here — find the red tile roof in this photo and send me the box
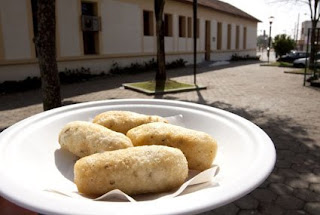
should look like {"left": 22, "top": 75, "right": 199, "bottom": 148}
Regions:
{"left": 177, "top": 0, "right": 261, "bottom": 22}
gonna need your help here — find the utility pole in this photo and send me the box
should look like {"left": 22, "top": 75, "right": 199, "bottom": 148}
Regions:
{"left": 267, "top": 16, "right": 274, "bottom": 63}
{"left": 296, "top": 13, "right": 300, "bottom": 44}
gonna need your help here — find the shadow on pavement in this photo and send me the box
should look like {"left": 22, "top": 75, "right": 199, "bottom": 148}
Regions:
{"left": 166, "top": 91, "right": 320, "bottom": 214}
{"left": 0, "top": 61, "right": 260, "bottom": 111}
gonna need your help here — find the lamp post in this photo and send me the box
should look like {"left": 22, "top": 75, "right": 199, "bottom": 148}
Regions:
{"left": 267, "top": 16, "right": 274, "bottom": 63}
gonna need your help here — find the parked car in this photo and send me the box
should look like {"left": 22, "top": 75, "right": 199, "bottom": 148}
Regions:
{"left": 277, "top": 51, "right": 308, "bottom": 63}
{"left": 293, "top": 53, "right": 320, "bottom": 68}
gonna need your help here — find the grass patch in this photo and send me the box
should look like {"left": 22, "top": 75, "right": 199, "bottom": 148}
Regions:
{"left": 123, "top": 80, "right": 206, "bottom": 95}
{"left": 284, "top": 69, "right": 313, "bottom": 75}
{"left": 260, "top": 62, "right": 293, "bottom": 67}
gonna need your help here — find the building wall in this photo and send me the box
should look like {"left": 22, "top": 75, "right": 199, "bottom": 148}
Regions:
{"left": 0, "top": 0, "right": 34, "bottom": 60}
{"left": 57, "top": 0, "right": 82, "bottom": 57}
{"left": 299, "top": 21, "right": 320, "bottom": 51}
{"left": 0, "top": 0, "right": 258, "bottom": 82}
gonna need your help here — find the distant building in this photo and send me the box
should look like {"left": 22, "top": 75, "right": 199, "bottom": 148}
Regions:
{"left": 0, "top": 0, "right": 260, "bottom": 82}
{"left": 298, "top": 20, "right": 320, "bottom": 51}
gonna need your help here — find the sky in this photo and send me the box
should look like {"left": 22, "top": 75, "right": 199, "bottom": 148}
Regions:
{"left": 219, "top": 0, "right": 310, "bottom": 39}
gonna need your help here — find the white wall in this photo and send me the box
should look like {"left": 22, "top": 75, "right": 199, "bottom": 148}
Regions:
{"left": 102, "top": 0, "right": 142, "bottom": 54}
{"left": 0, "top": 0, "right": 32, "bottom": 59}
{"left": 211, "top": 19, "right": 217, "bottom": 51}
{"left": 231, "top": 24, "right": 236, "bottom": 50}
{"left": 247, "top": 26, "right": 257, "bottom": 49}
{"left": 239, "top": 24, "right": 244, "bottom": 50}
{"left": 0, "top": 0, "right": 259, "bottom": 82}
{"left": 221, "top": 22, "right": 227, "bottom": 50}
{"left": 57, "top": 0, "right": 81, "bottom": 57}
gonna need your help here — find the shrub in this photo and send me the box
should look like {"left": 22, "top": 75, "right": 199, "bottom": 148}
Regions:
{"left": 0, "top": 67, "right": 98, "bottom": 94}
{"left": 109, "top": 58, "right": 187, "bottom": 75}
{"left": 272, "top": 34, "right": 296, "bottom": 57}
{"left": 230, "top": 54, "right": 260, "bottom": 61}
{"left": 59, "top": 67, "right": 96, "bottom": 84}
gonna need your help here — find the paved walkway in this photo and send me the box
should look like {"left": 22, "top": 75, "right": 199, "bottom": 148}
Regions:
{"left": 1, "top": 61, "right": 320, "bottom": 215}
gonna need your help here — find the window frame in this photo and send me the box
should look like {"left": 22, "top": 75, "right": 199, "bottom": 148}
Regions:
{"left": 143, "top": 10, "right": 154, "bottom": 36}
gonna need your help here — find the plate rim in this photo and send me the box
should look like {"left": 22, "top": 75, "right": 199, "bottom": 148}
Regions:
{"left": 0, "top": 99, "right": 276, "bottom": 215}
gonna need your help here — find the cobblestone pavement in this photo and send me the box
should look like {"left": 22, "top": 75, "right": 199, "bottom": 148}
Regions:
{"left": 1, "top": 61, "right": 320, "bottom": 215}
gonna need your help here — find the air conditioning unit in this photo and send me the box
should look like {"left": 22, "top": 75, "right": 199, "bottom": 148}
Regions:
{"left": 81, "top": 15, "right": 101, "bottom": 32}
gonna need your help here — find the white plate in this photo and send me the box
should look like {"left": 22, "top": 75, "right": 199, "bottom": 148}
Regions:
{"left": 0, "top": 99, "right": 276, "bottom": 215}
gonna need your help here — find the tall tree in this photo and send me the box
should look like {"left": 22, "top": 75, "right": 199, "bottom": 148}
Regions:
{"left": 154, "top": 0, "right": 166, "bottom": 91}
{"left": 272, "top": 34, "right": 296, "bottom": 57}
{"left": 35, "top": 0, "right": 61, "bottom": 110}
{"left": 276, "top": 0, "right": 320, "bottom": 68}
{"left": 305, "top": 0, "right": 320, "bottom": 69}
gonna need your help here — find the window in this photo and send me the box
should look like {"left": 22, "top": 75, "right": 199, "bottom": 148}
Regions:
{"left": 179, "top": 16, "right": 186, "bottom": 37}
{"left": 301, "top": 28, "right": 304, "bottom": 35}
{"left": 82, "top": 1, "right": 99, "bottom": 55}
{"left": 187, "top": 17, "right": 192, "bottom": 38}
{"left": 143, "top": 10, "right": 154, "bottom": 36}
{"left": 236, "top": 25, "right": 240, "bottom": 50}
{"left": 243, "top": 26, "right": 247, "bottom": 49}
{"left": 164, "top": 14, "right": 173, "bottom": 37}
{"left": 217, "top": 22, "right": 222, "bottom": 50}
{"left": 227, "top": 24, "right": 231, "bottom": 50}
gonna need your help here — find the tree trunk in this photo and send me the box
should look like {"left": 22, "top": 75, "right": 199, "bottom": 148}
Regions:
{"left": 154, "top": 0, "right": 166, "bottom": 91}
{"left": 35, "top": 0, "right": 61, "bottom": 110}
{"left": 309, "top": 20, "right": 317, "bottom": 70}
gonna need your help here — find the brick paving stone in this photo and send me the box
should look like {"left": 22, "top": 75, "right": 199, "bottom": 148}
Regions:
{"left": 310, "top": 183, "right": 320, "bottom": 194}
{"left": 267, "top": 172, "right": 285, "bottom": 183}
{"left": 277, "top": 150, "right": 295, "bottom": 160}
{"left": 285, "top": 178, "right": 310, "bottom": 189}
{"left": 259, "top": 180, "right": 270, "bottom": 188}
{"left": 1, "top": 63, "right": 320, "bottom": 215}
{"left": 269, "top": 183, "right": 294, "bottom": 195}
{"left": 304, "top": 202, "right": 320, "bottom": 215}
{"left": 293, "top": 189, "right": 320, "bottom": 202}
{"left": 303, "top": 173, "right": 320, "bottom": 184}
{"left": 234, "top": 195, "right": 259, "bottom": 209}
{"left": 276, "top": 195, "right": 305, "bottom": 210}
{"left": 251, "top": 189, "right": 277, "bottom": 202}
{"left": 258, "top": 202, "right": 285, "bottom": 215}
{"left": 238, "top": 210, "right": 261, "bottom": 215}
{"left": 292, "top": 164, "right": 314, "bottom": 174}
{"left": 284, "top": 210, "right": 308, "bottom": 215}
{"left": 275, "top": 159, "right": 292, "bottom": 168}
{"left": 314, "top": 168, "right": 320, "bottom": 174}
{"left": 278, "top": 168, "right": 300, "bottom": 178}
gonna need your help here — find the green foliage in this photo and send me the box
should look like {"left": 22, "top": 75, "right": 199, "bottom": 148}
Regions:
{"left": 0, "top": 67, "right": 101, "bottom": 94}
{"left": 59, "top": 67, "right": 102, "bottom": 84}
{"left": 127, "top": 80, "right": 194, "bottom": 92}
{"left": 260, "top": 62, "right": 293, "bottom": 67}
{"left": 230, "top": 54, "right": 260, "bottom": 61}
{"left": 0, "top": 77, "right": 41, "bottom": 94}
{"left": 272, "top": 34, "right": 296, "bottom": 57}
{"left": 1, "top": 58, "right": 188, "bottom": 94}
{"left": 109, "top": 58, "right": 187, "bottom": 74}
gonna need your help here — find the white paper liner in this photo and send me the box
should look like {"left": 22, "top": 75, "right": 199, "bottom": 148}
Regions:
{"left": 46, "top": 166, "right": 219, "bottom": 202}
{"left": 47, "top": 114, "right": 219, "bottom": 202}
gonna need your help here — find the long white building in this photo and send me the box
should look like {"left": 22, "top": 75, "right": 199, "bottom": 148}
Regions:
{"left": 0, "top": 0, "right": 260, "bottom": 82}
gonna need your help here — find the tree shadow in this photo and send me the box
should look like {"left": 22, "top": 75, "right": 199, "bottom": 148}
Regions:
{"left": 167, "top": 91, "right": 319, "bottom": 214}
{"left": 0, "top": 61, "right": 260, "bottom": 111}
